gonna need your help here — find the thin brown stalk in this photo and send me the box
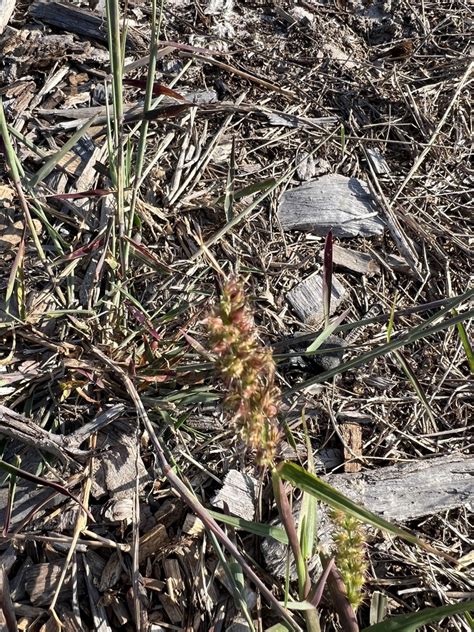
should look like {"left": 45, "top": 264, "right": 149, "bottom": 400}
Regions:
{"left": 90, "top": 344, "right": 301, "bottom": 631}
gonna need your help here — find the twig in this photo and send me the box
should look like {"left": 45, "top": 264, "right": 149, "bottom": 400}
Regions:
{"left": 179, "top": 51, "right": 297, "bottom": 100}
{"left": 391, "top": 61, "right": 473, "bottom": 203}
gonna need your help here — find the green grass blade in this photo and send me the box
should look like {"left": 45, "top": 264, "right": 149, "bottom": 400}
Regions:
{"left": 208, "top": 531, "right": 256, "bottom": 631}
{"left": 28, "top": 116, "right": 97, "bottom": 188}
{"left": 0, "top": 97, "right": 22, "bottom": 181}
{"left": 276, "top": 461, "right": 455, "bottom": 562}
{"left": 191, "top": 128, "right": 339, "bottom": 260}
{"left": 297, "top": 414, "right": 317, "bottom": 561}
{"left": 191, "top": 163, "right": 289, "bottom": 259}
{"left": 454, "top": 315, "right": 474, "bottom": 373}
{"left": 126, "top": 0, "right": 164, "bottom": 266}
{"left": 386, "top": 293, "right": 397, "bottom": 342}
{"left": 208, "top": 510, "right": 288, "bottom": 544}
{"left": 361, "top": 600, "right": 474, "bottom": 632}
{"left": 306, "top": 309, "right": 350, "bottom": 353}
{"left": 281, "top": 292, "right": 472, "bottom": 347}
{"left": 106, "top": 0, "right": 126, "bottom": 275}
{"left": 386, "top": 294, "right": 436, "bottom": 423}
{"left": 212, "top": 176, "right": 276, "bottom": 206}
{"left": 340, "top": 124, "right": 346, "bottom": 155}
{"left": 393, "top": 349, "right": 436, "bottom": 426}
{"left": 286, "top": 306, "right": 474, "bottom": 395}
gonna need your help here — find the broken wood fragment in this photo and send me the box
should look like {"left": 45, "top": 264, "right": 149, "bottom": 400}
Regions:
{"left": 158, "top": 593, "right": 183, "bottom": 625}
{"left": 366, "top": 148, "right": 390, "bottom": 175}
{"left": 0, "top": 567, "right": 16, "bottom": 632}
{"left": 339, "top": 422, "right": 362, "bottom": 473}
{"left": 211, "top": 470, "right": 257, "bottom": 521}
{"left": 139, "top": 524, "right": 169, "bottom": 563}
{"left": 278, "top": 174, "right": 385, "bottom": 238}
{"left": 331, "top": 244, "right": 380, "bottom": 276}
{"left": 25, "top": 562, "right": 74, "bottom": 606}
{"left": 91, "top": 420, "right": 150, "bottom": 502}
{"left": 0, "top": 404, "right": 88, "bottom": 462}
{"left": 324, "top": 453, "right": 474, "bottom": 521}
{"left": 0, "top": 0, "right": 15, "bottom": 35}
{"left": 182, "top": 513, "right": 205, "bottom": 536}
{"left": 287, "top": 272, "right": 346, "bottom": 324}
{"left": 29, "top": 0, "right": 146, "bottom": 50}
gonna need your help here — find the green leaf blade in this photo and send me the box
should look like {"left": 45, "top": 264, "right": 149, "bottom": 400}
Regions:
{"left": 276, "top": 461, "right": 453, "bottom": 561}
{"left": 361, "top": 600, "right": 474, "bottom": 632}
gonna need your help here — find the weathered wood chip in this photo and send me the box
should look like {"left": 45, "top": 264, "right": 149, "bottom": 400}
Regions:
{"left": 366, "top": 147, "right": 390, "bottom": 175}
{"left": 103, "top": 498, "right": 134, "bottom": 524}
{"left": 0, "top": 219, "right": 43, "bottom": 253}
{"left": 0, "top": 185, "right": 14, "bottom": 203}
{"left": 0, "top": 545, "right": 17, "bottom": 574}
{"left": 340, "top": 422, "right": 362, "bottom": 473}
{"left": 182, "top": 513, "right": 205, "bottom": 536}
{"left": 296, "top": 154, "right": 330, "bottom": 181}
{"left": 211, "top": 469, "right": 257, "bottom": 521}
{"left": 158, "top": 593, "right": 183, "bottom": 625}
{"left": 91, "top": 420, "right": 150, "bottom": 501}
{"left": 331, "top": 244, "right": 380, "bottom": 276}
{"left": 0, "top": 0, "right": 15, "bottom": 34}
{"left": 25, "top": 562, "right": 73, "bottom": 605}
{"left": 139, "top": 523, "right": 169, "bottom": 563}
{"left": 278, "top": 174, "right": 385, "bottom": 238}
{"left": 99, "top": 552, "right": 122, "bottom": 592}
{"left": 163, "top": 558, "right": 185, "bottom": 601}
{"left": 0, "top": 567, "right": 16, "bottom": 632}
{"left": 287, "top": 272, "right": 346, "bottom": 325}
{"left": 29, "top": 0, "right": 146, "bottom": 50}
{"left": 324, "top": 453, "right": 474, "bottom": 521}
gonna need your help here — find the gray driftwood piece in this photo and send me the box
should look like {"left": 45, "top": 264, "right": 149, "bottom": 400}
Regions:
{"left": 29, "top": 0, "right": 146, "bottom": 50}
{"left": 212, "top": 470, "right": 257, "bottom": 521}
{"left": 0, "top": 0, "right": 16, "bottom": 34}
{"left": 0, "top": 405, "right": 125, "bottom": 528}
{"left": 324, "top": 453, "right": 473, "bottom": 521}
{"left": 262, "top": 453, "right": 473, "bottom": 578}
{"left": 287, "top": 272, "right": 346, "bottom": 324}
{"left": 278, "top": 174, "right": 385, "bottom": 238}
{"left": 366, "top": 148, "right": 390, "bottom": 175}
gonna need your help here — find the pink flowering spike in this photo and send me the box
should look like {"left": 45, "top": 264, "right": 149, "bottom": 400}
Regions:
{"left": 206, "top": 278, "right": 282, "bottom": 467}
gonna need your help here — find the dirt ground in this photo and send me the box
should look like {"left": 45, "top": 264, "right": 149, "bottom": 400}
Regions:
{"left": 0, "top": 0, "right": 472, "bottom": 630}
